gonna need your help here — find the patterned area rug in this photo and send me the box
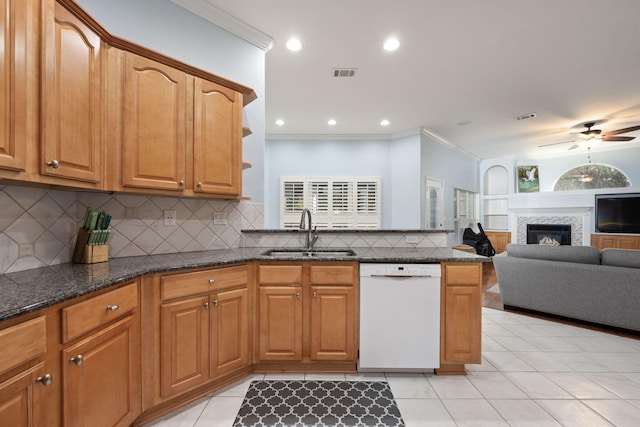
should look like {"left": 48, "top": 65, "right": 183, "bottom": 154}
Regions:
{"left": 233, "top": 380, "right": 405, "bottom": 427}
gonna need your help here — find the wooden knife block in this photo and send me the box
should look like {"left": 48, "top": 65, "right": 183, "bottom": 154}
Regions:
{"left": 72, "top": 228, "right": 109, "bottom": 264}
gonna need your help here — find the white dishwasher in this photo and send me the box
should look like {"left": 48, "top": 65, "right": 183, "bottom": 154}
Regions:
{"left": 358, "top": 263, "right": 441, "bottom": 371}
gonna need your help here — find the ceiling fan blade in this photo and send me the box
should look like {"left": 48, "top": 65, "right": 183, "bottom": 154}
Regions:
{"left": 568, "top": 144, "right": 579, "bottom": 150}
{"left": 538, "top": 140, "right": 575, "bottom": 148}
{"left": 604, "top": 125, "right": 640, "bottom": 136}
{"left": 603, "top": 135, "right": 635, "bottom": 142}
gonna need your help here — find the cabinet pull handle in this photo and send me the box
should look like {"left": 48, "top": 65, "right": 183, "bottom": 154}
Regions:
{"left": 47, "top": 160, "right": 60, "bottom": 169}
{"left": 208, "top": 278, "right": 215, "bottom": 284}
{"left": 36, "top": 373, "right": 53, "bottom": 386}
{"left": 70, "top": 355, "right": 84, "bottom": 366}
{"left": 312, "top": 291, "right": 317, "bottom": 298}
{"left": 106, "top": 304, "right": 119, "bottom": 311}
{"left": 204, "top": 302, "right": 209, "bottom": 309}
{"left": 179, "top": 180, "right": 185, "bottom": 186}
{"left": 295, "top": 292, "right": 300, "bottom": 299}
{"left": 213, "top": 299, "right": 218, "bottom": 307}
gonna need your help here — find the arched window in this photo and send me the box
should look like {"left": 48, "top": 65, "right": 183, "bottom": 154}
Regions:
{"left": 553, "top": 164, "right": 630, "bottom": 191}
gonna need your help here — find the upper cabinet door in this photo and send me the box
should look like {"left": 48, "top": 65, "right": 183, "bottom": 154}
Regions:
{"left": 41, "top": 1, "right": 102, "bottom": 184}
{"left": 193, "top": 78, "right": 242, "bottom": 196}
{"left": 0, "top": 0, "right": 31, "bottom": 172}
{"left": 122, "top": 52, "right": 188, "bottom": 192}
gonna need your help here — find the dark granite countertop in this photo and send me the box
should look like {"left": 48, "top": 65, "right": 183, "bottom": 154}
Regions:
{"left": 0, "top": 247, "right": 488, "bottom": 323}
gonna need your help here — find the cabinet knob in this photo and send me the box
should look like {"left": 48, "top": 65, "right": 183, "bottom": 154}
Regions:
{"left": 106, "top": 304, "right": 119, "bottom": 311}
{"left": 70, "top": 355, "right": 84, "bottom": 366}
{"left": 36, "top": 373, "right": 53, "bottom": 386}
{"left": 213, "top": 299, "right": 218, "bottom": 307}
{"left": 179, "top": 180, "right": 185, "bottom": 186}
{"left": 295, "top": 292, "right": 300, "bottom": 299}
{"left": 47, "top": 159, "right": 60, "bottom": 169}
{"left": 208, "top": 278, "right": 215, "bottom": 284}
{"left": 197, "top": 181, "right": 202, "bottom": 188}
{"left": 312, "top": 291, "right": 317, "bottom": 298}
{"left": 204, "top": 302, "right": 209, "bottom": 309}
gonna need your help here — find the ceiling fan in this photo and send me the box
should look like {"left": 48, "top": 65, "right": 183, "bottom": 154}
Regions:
{"left": 539, "top": 122, "right": 640, "bottom": 150}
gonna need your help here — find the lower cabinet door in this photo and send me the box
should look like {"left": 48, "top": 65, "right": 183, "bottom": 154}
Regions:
{"left": 0, "top": 362, "right": 48, "bottom": 427}
{"left": 62, "top": 316, "right": 140, "bottom": 427}
{"left": 210, "top": 288, "right": 249, "bottom": 377}
{"left": 309, "top": 286, "right": 356, "bottom": 361}
{"left": 443, "top": 285, "right": 481, "bottom": 364}
{"left": 258, "top": 286, "right": 303, "bottom": 361}
{"left": 160, "top": 296, "right": 209, "bottom": 398}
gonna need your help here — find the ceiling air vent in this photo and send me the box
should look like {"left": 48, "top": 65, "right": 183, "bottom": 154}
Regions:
{"left": 333, "top": 68, "right": 357, "bottom": 77}
{"left": 514, "top": 112, "right": 537, "bottom": 121}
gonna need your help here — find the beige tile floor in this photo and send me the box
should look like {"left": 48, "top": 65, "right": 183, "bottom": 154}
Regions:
{"left": 145, "top": 308, "right": 640, "bottom": 426}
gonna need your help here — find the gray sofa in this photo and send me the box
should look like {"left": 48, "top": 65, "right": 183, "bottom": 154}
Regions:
{"left": 493, "top": 244, "right": 640, "bottom": 332}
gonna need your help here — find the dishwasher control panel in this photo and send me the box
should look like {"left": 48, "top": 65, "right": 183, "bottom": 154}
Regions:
{"left": 360, "top": 263, "right": 441, "bottom": 278}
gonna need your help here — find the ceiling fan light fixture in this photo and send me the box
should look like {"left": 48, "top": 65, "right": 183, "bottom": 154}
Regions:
{"left": 578, "top": 136, "right": 602, "bottom": 149}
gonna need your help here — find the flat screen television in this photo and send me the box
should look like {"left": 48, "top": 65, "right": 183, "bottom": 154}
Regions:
{"left": 595, "top": 193, "right": 640, "bottom": 233}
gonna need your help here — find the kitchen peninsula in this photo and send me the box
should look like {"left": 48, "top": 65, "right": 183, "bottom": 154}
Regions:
{"left": 0, "top": 247, "right": 487, "bottom": 426}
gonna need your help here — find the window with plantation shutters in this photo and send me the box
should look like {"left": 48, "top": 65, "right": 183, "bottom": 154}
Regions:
{"left": 282, "top": 181, "right": 304, "bottom": 213}
{"left": 280, "top": 177, "right": 381, "bottom": 229}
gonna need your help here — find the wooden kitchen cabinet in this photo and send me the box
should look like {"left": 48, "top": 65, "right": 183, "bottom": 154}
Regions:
{"left": 257, "top": 285, "right": 303, "bottom": 361}
{"left": 193, "top": 78, "right": 243, "bottom": 196}
{"left": 0, "top": 0, "right": 34, "bottom": 174}
{"left": 438, "top": 262, "right": 482, "bottom": 375}
{"left": 484, "top": 231, "right": 511, "bottom": 254}
{"left": 158, "top": 265, "right": 251, "bottom": 399}
{"left": 255, "top": 262, "right": 358, "bottom": 370}
{"left": 122, "top": 52, "right": 188, "bottom": 192}
{"left": 0, "top": 316, "right": 50, "bottom": 427}
{"left": 61, "top": 281, "right": 141, "bottom": 427}
{"left": 591, "top": 233, "right": 640, "bottom": 250}
{"left": 41, "top": 0, "right": 103, "bottom": 187}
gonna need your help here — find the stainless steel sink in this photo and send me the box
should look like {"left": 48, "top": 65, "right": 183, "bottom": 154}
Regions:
{"left": 261, "top": 248, "right": 356, "bottom": 258}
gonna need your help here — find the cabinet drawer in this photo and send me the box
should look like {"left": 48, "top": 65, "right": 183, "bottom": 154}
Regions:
{"left": 161, "top": 265, "right": 248, "bottom": 300}
{"left": 258, "top": 265, "right": 303, "bottom": 285}
{"left": 309, "top": 265, "right": 355, "bottom": 286}
{"left": 443, "top": 263, "right": 482, "bottom": 285}
{"left": 0, "top": 316, "right": 46, "bottom": 375}
{"left": 62, "top": 282, "right": 138, "bottom": 342}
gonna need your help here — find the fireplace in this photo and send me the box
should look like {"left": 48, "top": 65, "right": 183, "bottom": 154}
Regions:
{"left": 527, "top": 224, "right": 571, "bottom": 246}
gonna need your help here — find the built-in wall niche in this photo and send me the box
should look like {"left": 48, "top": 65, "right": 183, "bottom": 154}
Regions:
{"left": 483, "top": 166, "right": 509, "bottom": 231}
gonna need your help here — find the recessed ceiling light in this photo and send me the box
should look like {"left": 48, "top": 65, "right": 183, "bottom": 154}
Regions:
{"left": 383, "top": 37, "right": 400, "bottom": 52}
{"left": 275, "top": 119, "right": 285, "bottom": 126}
{"left": 286, "top": 37, "right": 302, "bottom": 51}
{"left": 328, "top": 119, "right": 337, "bottom": 126}
{"left": 380, "top": 119, "right": 390, "bottom": 126}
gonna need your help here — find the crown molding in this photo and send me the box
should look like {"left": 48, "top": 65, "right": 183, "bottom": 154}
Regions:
{"left": 170, "top": 0, "right": 274, "bottom": 51}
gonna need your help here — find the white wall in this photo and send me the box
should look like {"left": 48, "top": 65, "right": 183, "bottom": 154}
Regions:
{"left": 265, "top": 131, "right": 481, "bottom": 230}
{"left": 389, "top": 134, "right": 422, "bottom": 228}
{"left": 421, "top": 133, "right": 480, "bottom": 231}
{"left": 264, "top": 138, "right": 392, "bottom": 228}
{"left": 76, "top": 0, "right": 266, "bottom": 202}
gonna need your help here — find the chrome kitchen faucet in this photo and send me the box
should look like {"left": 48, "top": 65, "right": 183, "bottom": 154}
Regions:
{"left": 300, "top": 208, "right": 319, "bottom": 250}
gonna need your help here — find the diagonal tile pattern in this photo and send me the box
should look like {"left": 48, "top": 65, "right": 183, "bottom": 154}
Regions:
{"left": 145, "top": 308, "right": 640, "bottom": 427}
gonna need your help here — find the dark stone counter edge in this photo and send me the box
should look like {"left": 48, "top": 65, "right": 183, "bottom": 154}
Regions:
{"left": 242, "top": 229, "right": 455, "bottom": 233}
{"left": 0, "top": 247, "right": 488, "bottom": 323}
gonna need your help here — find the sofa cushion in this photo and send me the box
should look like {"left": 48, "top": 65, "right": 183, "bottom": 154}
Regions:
{"left": 601, "top": 248, "right": 640, "bottom": 269}
{"left": 505, "top": 244, "right": 601, "bottom": 264}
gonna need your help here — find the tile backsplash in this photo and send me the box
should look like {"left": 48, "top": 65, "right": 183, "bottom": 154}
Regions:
{"left": 0, "top": 184, "right": 264, "bottom": 274}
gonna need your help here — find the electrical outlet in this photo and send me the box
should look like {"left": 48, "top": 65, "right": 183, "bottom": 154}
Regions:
{"left": 405, "top": 235, "right": 418, "bottom": 244}
{"left": 213, "top": 212, "right": 227, "bottom": 225}
{"left": 163, "top": 210, "right": 177, "bottom": 226}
